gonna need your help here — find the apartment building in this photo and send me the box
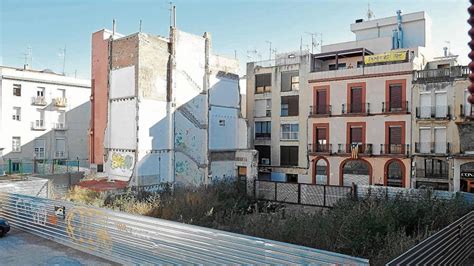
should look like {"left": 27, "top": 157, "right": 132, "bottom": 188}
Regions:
{"left": 412, "top": 57, "right": 470, "bottom": 191}
{"left": 92, "top": 26, "right": 256, "bottom": 186}
{"left": 307, "top": 11, "right": 430, "bottom": 188}
{"left": 246, "top": 51, "right": 312, "bottom": 183}
{"left": 0, "top": 66, "right": 91, "bottom": 171}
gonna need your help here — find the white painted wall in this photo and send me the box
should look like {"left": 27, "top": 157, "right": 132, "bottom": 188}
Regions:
{"left": 0, "top": 67, "right": 90, "bottom": 166}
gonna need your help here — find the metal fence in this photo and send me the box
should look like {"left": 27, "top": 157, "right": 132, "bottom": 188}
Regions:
{"left": 356, "top": 185, "right": 460, "bottom": 201}
{"left": 0, "top": 192, "right": 369, "bottom": 265}
{"left": 387, "top": 211, "right": 474, "bottom": 265}
{"left": 254, "top": 180, "right": 353, "bottom": 208}
{"left": 0, "top": 159, "right": 88, "bottom": 176}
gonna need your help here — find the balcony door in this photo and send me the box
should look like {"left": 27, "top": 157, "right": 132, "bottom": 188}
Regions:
{"left": 350, "top": 87, "right": 362, "bottom": 113}
{"left": 434, "top": 127, "right": 447, "bottom": 154}
{"left": 316, "top": 89, "right": 327, "bottom": 114}
{"left": 389, "top": 84, "right": 402, "bottom": 111}
{"left": 389, "top": 126, "right": 402, "bottom": 153}
{"left": 435, "top": 92, "right": 447, "bottom": 118}
{"left": 420, "top": 93, "right": 431, "bottom": 118}
{"left": 316, "top": 127, "right": 327, "bottom": 151}
{"left": 419, "top": 128, "right": 431, "bottom": 153}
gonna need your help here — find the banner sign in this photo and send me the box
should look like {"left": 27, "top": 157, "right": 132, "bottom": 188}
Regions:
{"left": 364, "top": 50, "right": 408, "bottom": 65}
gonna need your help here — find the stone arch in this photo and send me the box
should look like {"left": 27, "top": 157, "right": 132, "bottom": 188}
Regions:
{"left": 339, "top": 158, "right": 372, "bottom": 186}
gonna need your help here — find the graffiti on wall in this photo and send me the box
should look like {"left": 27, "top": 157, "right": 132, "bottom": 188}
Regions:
{"left": 111, "top": 152, "right": 134, "bottom": 170}
{"left": 15, "top": 198, "right": 47, "bottom": 226}
{"left": 66, "top": 207, "right": 112, "bottom": 251}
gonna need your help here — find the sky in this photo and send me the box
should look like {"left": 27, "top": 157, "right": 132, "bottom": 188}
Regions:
{"left": 0, "top": 0, "right": 471, "bottom": 79}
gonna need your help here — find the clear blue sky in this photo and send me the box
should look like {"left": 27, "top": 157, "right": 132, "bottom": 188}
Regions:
{"left": 0, "top": 0, "right": 471, "bottom": 78}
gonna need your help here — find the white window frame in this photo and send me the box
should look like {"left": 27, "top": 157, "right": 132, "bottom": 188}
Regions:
{"left": 12, "top": 137, "right": 21, "bottom": 152}
{"left": 34, "top": 139, "right": 45, "bottom": 159}
{"left": 12, "top": 107, "right": 21, "bottom": 121}
{"left": 281, "top": 123, "right": 299, "bottom": 140}
{"left": 55, "top": 138, "right": 66, "bottom": 158}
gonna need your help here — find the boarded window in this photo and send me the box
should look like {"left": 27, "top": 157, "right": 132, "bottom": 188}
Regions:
{"left": 255, "top": 74, "right": 271, "bottom": 93}
{"left": 281, "top": 95, "right": 299, "bottom": 116}
{"left": 281, "top": 71, "right": 298, "bottom": 92}
{"left": 280, "top": 146, "right": 298, "bottom": 166}
{"left": 255, "top": 145, "right": 271, "bottom": 165}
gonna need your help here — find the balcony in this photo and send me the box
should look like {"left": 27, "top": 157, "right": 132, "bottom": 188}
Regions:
{"left": 382, "top": 101, "right": 409, "bottom": 113}
{"left": 308, "top": 143, "right": 332, "bottom": 154}
{"left": 53, "top": 123, "right": 68, "bottom": 130}
{"left": 415, "top": 142, "right": 451, "bottom": 154}
{"left": 415, "top": 169, "right": 449, "bottom": 180}
{"left": 415, "top": 106, "right": 451, "bottom": 120}
{"left": 31, "top": 120, "right": 46, "bottom": 131}
{"left": 309, "top": 105, "right": 331, "bottom": 117}
{"left": 31, "top": 96, "right": 47, "bottom": 106}
{"left": 460, "top": 104, "right": 473, "bottom": 120}
{"left": 337, "top": 143, "right": 373, "bottom": 155}
{"left": 342, "top": 103, "right": 370, "bottom": 115}
{"left": 255, "top": 133, "right": 271, "bottom": 140}
{"left": 380, "top": 144, "right": 410, "bottom": 156}
{"left": 54, "top": 97, "right": 68, "bottom": 108}
{"left": 413, "top": 66, "right": 469, "bottom": 83}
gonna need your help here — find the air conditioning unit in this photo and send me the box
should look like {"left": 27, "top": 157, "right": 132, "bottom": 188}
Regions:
{"left": 261, "top": 158, "right": 270, "bottom": 165}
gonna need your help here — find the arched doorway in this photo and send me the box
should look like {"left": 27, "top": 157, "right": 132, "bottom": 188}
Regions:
{"left": 314, "top": 157, "right": 329, "bottom": 185}
{"left": 340, "top": 159, "right": 372, "bottom": 186}
{"left": 385, "top": 159, "right": 405, "bottom": 187}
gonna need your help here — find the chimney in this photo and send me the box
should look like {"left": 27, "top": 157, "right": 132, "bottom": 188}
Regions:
{"left": 443, "top": 47, "right": 448, "bottom": 57}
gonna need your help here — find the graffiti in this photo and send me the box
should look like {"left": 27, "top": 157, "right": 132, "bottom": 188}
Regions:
{"left": 175, "top": 132, "right": 185, "bottom": 147}
{"left": 48, "top": 214, "right": 58, "bottom": 225}
{"left": 66, "top": 207, "right": 112, "bottom": 251}
{"left": 15, "top": 199, "right": 47, "bottom": 226}
{"left": 111, "top": 152, "right": 133, "bottom": 170}
{"left": 175, "top": 160, "right": 190, "bottom": 174}
{"left": 54, "top": 206, "right": 66, "bottom": 218}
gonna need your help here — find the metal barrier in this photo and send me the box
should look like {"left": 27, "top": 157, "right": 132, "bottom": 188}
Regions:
{"left": 356, "top": 185, "right": 463, "bottom": 201}
{"left": 0, "top": 192, "right": 369, "bottom": 265}
{"left": 387, "top": 211, "right": 474, "bottom": 265}
{"left": 1, "top": 159, "right": 88, "bottom": 176}
{"left": 255, "top": 180, "right": 353, "bottom": 208}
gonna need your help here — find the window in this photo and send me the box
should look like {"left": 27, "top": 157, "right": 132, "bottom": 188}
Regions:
{"left": 350, "top": 127, "right": 363, "bottom": 144}
{"left": 280, "top": 146, "right": 298, "bottom": 166}
{"left": 388, "top": 84, "right": 403, "bottom": 111}
{"left": 55, "top": 138, "right": 66, "bottom": 158}
{"left": 12, "top": 107, "right": 21, "bottom": 121}
{"left": 357, "top": 61, "right": 364, "bottom": 68}
{"left": 314, "top": 88, "right": 329, "bottom": 114}
{"left": 255, "top": 74, "right": 271, "bottom": 93}
{"left": 255, "top": 145, "right": 271, "bottom": 165}
{"left": 13, "top": 84, "right": 21, "bottom": 96}
{"left": 419, "top": 128, "right": 431, "bottom": 153}
{"left": 37, "top": 87, "right": 45, "bottom": 97}
{"left": 328, "top": 63, "right": 347, "bottom": 70}
{"left": 287, "top": 174, "right": 298, "bottom": 183}
{"left": 434, "top": 127, "right": 447, "bottom": 154}
{"left": 281, "top": 123, "right": 299, "bottom": 140}
{"left": 12, "top": 137, "right": 21, "bottom": 152}
{"left": 389, "top": 126, "right": 402, "bottom": 153}
{"left": 219, "top": 119, "right": 225, "bottom": 126}
{"left": 255, "top": 99, "right": 271, "bottom": 117}
{"left": 34, "top": 139, "right": 45, "bottom": 159}
{"left": 281, "top": 71, "right": 299, "bottom": 92}
{"left": 58, "top": 88, "right": 66, "bottom": 98}
{"left": 255, "top": 121, "right": 271, "bottom": 139}
{"left": 315, "top": 159, "right": 328, "bottom": 185}
{"left": 386, "top": 161, "right": 403, "bottom": 187}
{"left": 434, "top": 92, "right": 448, "bottom": 118}
{"left": 313, "top": 123, "right": 329, "bottom": 152}
{"left": 424, "top": 159, "right": 448, "bottom": 179}
{"left": 281, "top": 95, "right": 299, "bottom": 116}
{"left": 350, "top": 87, "right": 363, "bottom": 113}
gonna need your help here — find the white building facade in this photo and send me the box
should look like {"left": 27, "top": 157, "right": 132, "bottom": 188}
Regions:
{"left": 0, "top": 66, "right": 91, "bottom": 173}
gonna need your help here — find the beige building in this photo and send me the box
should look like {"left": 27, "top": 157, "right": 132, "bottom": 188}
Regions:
{"left": 246, "top": 51, "right": 312, "bottom": 182}
{"left": 412, "top": 57, "right": 470, "bottom": 191}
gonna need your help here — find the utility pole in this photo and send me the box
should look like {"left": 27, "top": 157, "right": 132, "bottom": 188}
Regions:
{"left": 266, "top": 41, "right": 272, "bottom": 60}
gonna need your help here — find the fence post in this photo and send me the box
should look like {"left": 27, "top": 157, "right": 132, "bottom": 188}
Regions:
{"left": 77, "top": 159, "right": 80, "bottom": 172}
{"left": 8, "top": 159, "right": 11, "bottom": 175}
{"left": 298, "top": 183, "right": 301, "bottom": 204}
{"left": 323, "top": 185, "right": 327, "bottom": 207}
{"left": 66, "top": 161, "right": 69, "bottom": 173}
{"left": 352, "top": 183, "right": 358, "bottom": 201}
{"left": 52, "top": 159, "right": 55, "bottom": 174}
{"left": 274, "top": 182, "right": 277, "bottom": 201}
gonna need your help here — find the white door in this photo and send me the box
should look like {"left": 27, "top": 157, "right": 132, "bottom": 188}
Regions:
{"left": 420, "top": 93, "right": 431, "bottom": 118}
{"left": 435, "top": 92, "right": 447, "bottom": 118}
{"left": 434, "top": 128, "right": 447, "bottom": 154}
{"left": 419, "top": 128, "right": 431, "bottom": 153}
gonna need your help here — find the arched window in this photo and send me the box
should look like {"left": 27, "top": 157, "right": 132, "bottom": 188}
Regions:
{"left": 315, "top": 158, "right": 328, "bottom": 185}
{"left": 386, "top": 160, "right": 404, "bottom": 187}
{"left": 341, "top": 159, "right": 371, "bottom": 186}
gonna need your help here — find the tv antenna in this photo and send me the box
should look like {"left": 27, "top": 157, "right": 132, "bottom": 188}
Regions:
{"left": 305, "top": 32, "right": 322, "bottom": 53}
{"left": 23, "top": 46, "right": 32, "bottom": 68}
{"left": 247, "top": 49, "right": 258, "bottom": 61}
{"left": 367, "top": 2, "right": 375, "bottom": 21}
{"left": 265, "top": 41, "right": 272, "bottom": 60}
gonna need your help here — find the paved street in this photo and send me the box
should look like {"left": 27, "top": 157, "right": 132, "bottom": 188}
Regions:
{"left": 0, "top": 228, "right": 117, "bottom": 266}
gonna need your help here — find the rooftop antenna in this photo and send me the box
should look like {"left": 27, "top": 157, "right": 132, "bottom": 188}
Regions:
{"left": 247, "top": 49, "right": 258, "bottom": 61}
{"left": 139, "top": 19, "right": 142, "bottom": 32}
{"left": 169, "top": 2, "right": 176, "bottom": 28}
{"left": 367, "top": 1, "right": 375, "bottom": 21}
{"left": 265, "top": 41, "right": 272, "bottom": 60}
{"left": 61, "top": 45, "right": 67, "bottom": 75}
{"left": 23, "top": 46, "right": 32, "bottom": 69}
{"left": 112, "top": 19, "right": 116, "bottom": 36}
{"left": 305, "top": 32, "right": 322, "bottom": 53}
{"left": 444, "top": 41, "right": 451, "bottom": 56}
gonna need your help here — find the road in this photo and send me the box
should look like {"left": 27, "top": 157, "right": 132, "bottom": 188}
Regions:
{"left": 0, "top": 228, "right": 117, "bottom": 266}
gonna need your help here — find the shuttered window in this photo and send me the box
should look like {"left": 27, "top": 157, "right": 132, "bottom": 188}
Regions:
{"left": 389, "top": 126, "right": 402, "bottom": 144}
{"left": 350, "top": 87, "right": 362, "bottom": 113}
{"left": 389, "top": 84, "right": 402, "bottom": 109}
{"left": 350, "top": 127, "right": 363, "bottom": 143}
{"left": 316, "top": 90, "right": 327, "bottom": 114}
{"left": 281, "top": 96, "right": 299, "bottom": 116}
{"left": 280, "top": 146, "right": 298, "bottom": 166}
{"left": 255, "top": 74, "right": 271, "bottom": 93}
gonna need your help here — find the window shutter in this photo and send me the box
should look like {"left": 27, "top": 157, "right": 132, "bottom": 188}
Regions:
{"left": 350, "top": 127, "right": 362, "bottom": 143}
{"left": 317, "top": 90, "right": 327, "bottom": 113}
{"left": 317, "top": 128, "right": 327, "bottom": 141}
{"left": 389, "top": 85, "right": 402, "bottom": 109}
{"left": 351, "top": 87, "right": 362, "bottom": 112}
{"left": 389, "top": 127, "right": 402, "bottom": 144}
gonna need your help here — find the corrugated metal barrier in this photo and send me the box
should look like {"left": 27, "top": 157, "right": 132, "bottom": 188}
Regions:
{"left": 357, "top": 185, "right": 458, "bottom": 201}
{"left": 0, "top": 192, "right": 369, "bottom": 265}
{"left": 387, "top": 211, "right": 474, "bottom": 265}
